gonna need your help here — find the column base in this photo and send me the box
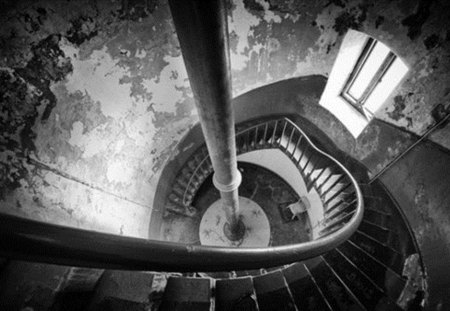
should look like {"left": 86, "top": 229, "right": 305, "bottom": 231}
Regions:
{"left": 199, "top": 196, "right": 270, "bottom": 247}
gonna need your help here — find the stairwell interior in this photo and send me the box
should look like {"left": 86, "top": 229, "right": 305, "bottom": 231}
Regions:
{"left": 1, "top": 0, "right": 450, "bottom": 310}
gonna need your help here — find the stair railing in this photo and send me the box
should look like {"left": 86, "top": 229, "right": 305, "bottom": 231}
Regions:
{"left": 0, "top": 118, "right": 363, "bottom": 272}
{"left": 173, "top": 118, "right": 362, "bottom": 235}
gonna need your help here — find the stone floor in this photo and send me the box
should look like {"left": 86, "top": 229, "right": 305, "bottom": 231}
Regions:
{"left": 192, "top": 162, "right": 312, "bottom": 246}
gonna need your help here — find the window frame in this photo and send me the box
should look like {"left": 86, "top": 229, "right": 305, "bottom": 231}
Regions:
{"left": 340, "top": 37, "right": 397, "bottom": 120}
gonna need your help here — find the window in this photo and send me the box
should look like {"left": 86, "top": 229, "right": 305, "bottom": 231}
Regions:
{"left": 319, "top": 30, "right": 409, "bottom": 137}
{"left": 340, "top": 37, "right": 396, "bottom": 119}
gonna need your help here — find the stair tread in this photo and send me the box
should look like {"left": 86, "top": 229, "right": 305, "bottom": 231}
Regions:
{"left": 351, "top": 231, "right": 404, "bottom": 274}
{"left": 160, "top": 277, "right": 211, "bottom": 311}
{"left": 215, "top": 277, "right": 257, "bottom": 311}
{"left": 283, "top": 263, "right": 332, "bottom": 311}
{"left": 304, "top": 257, "right": 365, "bottom": 311}
{"left": 253, "top": 270, "right": 297, "bottom": 311}
{"left": 94, "top": 296, "right": 148, "bottom": 311}
{"left": 338, "top": 241, "right": 406, "bottom": 301}
{"left": 324, "top": 250, "right": 402, "bottom": 311}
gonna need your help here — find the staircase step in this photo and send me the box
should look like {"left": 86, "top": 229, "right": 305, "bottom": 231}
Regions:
{"left": 359, "top": 220, "right": 400, "bottom": 250}
{"left": 91, "top": 296, "right": 148, "bottom": 311}
{"left": 215, "top": 277, "right": 258, "bottom": 311}
{"left": 359, "top": 219, "right": 413, "bottom": 257}
{"left": 283, "top": 263, "right": 332, "bottom": 311}
{"left": 304, "top": 257, "right": 365, "bottom": 311}
{"left": 90, "top": 270, "right": 155, "bottom": 309}
{"left": 320, "top": 175, "right": 346, "bottom": 199}
{"left": 363, "top": 198, "right": 392, "bottom": 216}
{"left": 366, "top": 184, "right": 417, "bottom": 257}
{"left": 351, "top": 231, "right": 404, "bottom": 274}
{"left": 253, "top": 270, "right": 297, "bottom": 311}
{"left": 364, "top": 209, "right": 392, "bottom": 229}
{"left": 0, "top": 262, "right": 73, "bottom": 311}
{"left": 164, "top": 201, "right": 196, "bottom": 218}
{"left": 324, "top": 250, "right": 402, "bottom": 311}
{"left": 338, "top": 241, "right": 405, "bottom": 301}
{"left": 160, "top": 277, "right": 211, "bottom": 311}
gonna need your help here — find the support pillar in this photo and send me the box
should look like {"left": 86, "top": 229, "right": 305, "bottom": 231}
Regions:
{"left": 168, "top": 0, "right": 243, "bottom": 239}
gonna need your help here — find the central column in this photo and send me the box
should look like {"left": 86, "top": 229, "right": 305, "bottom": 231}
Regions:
{"left": 169, "top": 0, "right": 243, "bottom": 240}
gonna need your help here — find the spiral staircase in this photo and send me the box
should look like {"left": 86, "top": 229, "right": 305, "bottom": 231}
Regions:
{"left": 0, "top": 117, "right": 423, "bottom": 310}
{"left": 143, "top": 117, "right": 422, "bottom": 311}
{"left": 0, "top": 1, "right": 426, "bottom": 309}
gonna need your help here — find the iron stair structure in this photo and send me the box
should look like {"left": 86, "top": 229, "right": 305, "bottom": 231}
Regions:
{"left": 141, "top": 117, "right": 421, "bottom": 311}
{"left": 0, "top": 118, "right": 423, "bottom": 310}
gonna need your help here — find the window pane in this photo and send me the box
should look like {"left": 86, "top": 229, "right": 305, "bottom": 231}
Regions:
{"left": 364, "top": 57, "right": 409, "bottom": 113}
{"left": 348, "top": 42, "right": 390, "bottom": 99}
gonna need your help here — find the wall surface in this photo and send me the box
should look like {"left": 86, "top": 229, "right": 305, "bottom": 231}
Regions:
{"left": 1, "top": 0, "right": 450, "bottom": 308}
{"left": 381, "top": 141, "right": 450, "bottom": 310}
{"left": 1, "top": 0, "right": 450, "bottom": 237}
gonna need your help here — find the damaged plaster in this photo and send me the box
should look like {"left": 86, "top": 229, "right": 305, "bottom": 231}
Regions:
{"left": 0, "top": 0, "right": 450, "bottom": 308}
{"left": 0, "top": 0, "right": 449, "bottom": 282}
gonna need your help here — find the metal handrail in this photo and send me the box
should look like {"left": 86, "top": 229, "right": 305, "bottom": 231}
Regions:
{"left": 0, "top": 118, "right": 364, "bottom": 272}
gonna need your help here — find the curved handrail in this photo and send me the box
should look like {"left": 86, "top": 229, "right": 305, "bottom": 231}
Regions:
{"left": 177, "top": 118, "right": 359, "bottom": 211}
{"left": 0, "top": 118, "right": 363, "bottom": 272}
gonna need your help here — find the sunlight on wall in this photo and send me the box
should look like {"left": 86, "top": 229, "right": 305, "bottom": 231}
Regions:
{"left": 319, "top": 30, "right": 409, "bottom": 138}
{"left": 364, "top": 58, "right": 408, "bottom": 113}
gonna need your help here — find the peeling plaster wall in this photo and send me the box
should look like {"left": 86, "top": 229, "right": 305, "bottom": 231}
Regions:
{"left": 1, "top": 0, "right": 450, "bottom": 307}
{"left": 0, "top": 0, "right": 197, "bottom": 237}
{"left": 380, "top": 142, "right": 450, "bottom": 309}
{"left": 1, "top": 0, "right": 450, "bottom": 241}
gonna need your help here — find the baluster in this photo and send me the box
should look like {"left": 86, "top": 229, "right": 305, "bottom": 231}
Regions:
{"left": 286, "top": 126, "right": 295, "bottom": 154}
{"left": 292, "top": 134, "right": 303, "bottom": 161}
{"left": 262, "top": 122, "right": 269, "bottom": 145}
{"left": 279, "top": 120, "right": 288, "bottom": 147}
{"left": 325, "top": 198, "right": 346, "bottom": 215}
{"left": 324, "top": 182, "right": 352, "bottom": 206}
{"left": 236, "top": 133, "right": 244, "bottom": 153}
{"left": 297, "top": 144, "right": 309, "bottom": 168}
{"left": 270, "top": 120, "right": 279, "bottom": 145}
{"left": 316, "top": 170, "right": 333, "bottom": 192}
{"left": 325, "top": 192, "right": 356, "bottom": 214}
{"left": 326, "top": 200, "right": 357, "bottom": 222}
{"left": 245, "top": 127, "right": 251, "bottom": 151}
{"left": 305, "top": 154, "right": 322, "bottom": 183}
{"left": 321, "top": 174, "right": 346, "bottom": 198}
{"left": 321, "top": 211, "right": 355, "bottom": 236}
{"left": 301, "top": 149, "right": 314, "bottom": 173}
{"left": 327, "top": 210, "right": 355, "bottom": 228}
{"left": 310, "top": 164, "right": 327, "bottom": 186}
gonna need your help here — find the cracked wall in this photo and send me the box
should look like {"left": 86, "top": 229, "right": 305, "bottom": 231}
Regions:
{"left": 0, "top": 0, "right": 449, "bottom": 240}
{"left": 1, "top": 0, "right": 450, "bottom": 308}
{"left": 381, "top": 140, "right": 450, "bottom": 309}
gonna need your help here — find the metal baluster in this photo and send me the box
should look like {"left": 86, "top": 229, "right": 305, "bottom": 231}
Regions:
{"left": 310, "top": 166, "right": 326, "bottom": 188}
{"left": 279, "top": 120, "right": 288, "bottom": 147}
{"left": 293, "top": 134, "right": 303, "bottom": 161}
{"left": 326, "top": 200, "right": 357, "bottom": 222}
{"left": 321, "top": 174, "right": 346, "bottom": 198}
{"left": 254, "top": 124, "right": 259, "bottom": 147}
{"left": 286, "top": 126, "right": 295, "bottom": 153}
{"left": 271, "top": 120, "right": 279, "bottom": 146}
{"left": 297, "top": 144, "right": 309, "bottom": 168}
{"left": 317, "top": 170, "right": 333, "bottom": 192}
{"left": 305, "top": 154, "right": 322, "bottom": 187}
{"left": 262, "top": 122, "right": 269, "bottom": 145}
{"left": 301, "top": 149, "right": 314, "bottom": 173}
{"left": 324, "top": 182, "right": 352, "bottom": 206}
